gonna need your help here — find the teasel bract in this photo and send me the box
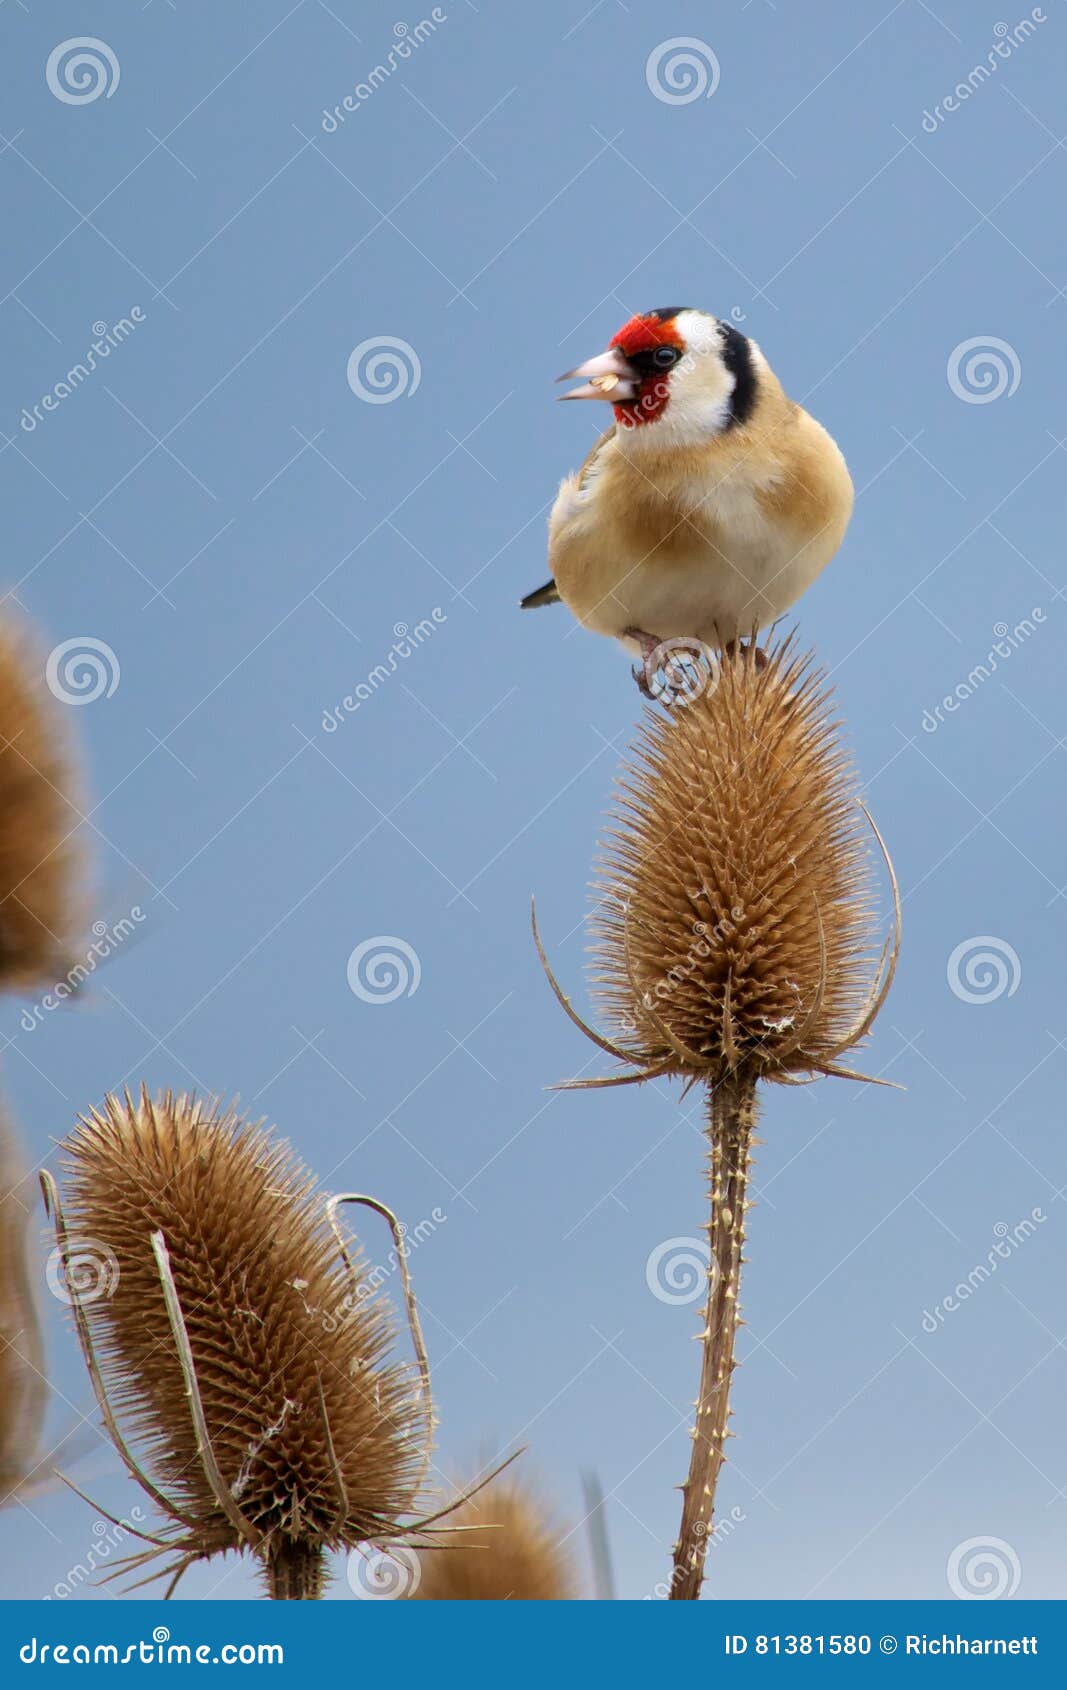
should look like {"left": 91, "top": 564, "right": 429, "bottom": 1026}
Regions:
{"left": 535, "top": 637, "right": 899, "bottom": 1600}
{"left": 410, "top": 1475, "right": 575, "bottom": 1601}
{"left": 42, "top": 1089, "right": 465, "bottom": 1599}
{"left": 0, "top": 617, "right": 84, "bottom": 992}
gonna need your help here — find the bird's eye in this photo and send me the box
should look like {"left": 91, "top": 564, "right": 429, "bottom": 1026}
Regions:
{"left": 652, "top": 346, "right": 680, "bottom": 370}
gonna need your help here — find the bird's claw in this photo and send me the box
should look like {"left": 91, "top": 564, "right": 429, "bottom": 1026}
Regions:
{"left": 626, "top": 627, "right": 720, "bottom": 706}
{"left": 638, "top": 646, "right": 709, "bottom": 707}
{"left": 632, "top": 662, "right": 655, "bottom": 699}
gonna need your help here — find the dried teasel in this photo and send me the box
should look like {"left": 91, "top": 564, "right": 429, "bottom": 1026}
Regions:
{"left": 0, "top": 617, "right": 84, "bottom": 992}
{"left": 0, "top": 1103, "right": 47, "bottom": 1506}
{"left": 535, "top": 636, "right": 899, "bottom": 1601}
{"left": 539, "top": 637, "right": 897, "bottom": 1093}
{"left": 42, "top": 1089, "right": 456, "bottom": 1599}
{"left": 410, "top": 1475, "right": 576, "bottom": 1601}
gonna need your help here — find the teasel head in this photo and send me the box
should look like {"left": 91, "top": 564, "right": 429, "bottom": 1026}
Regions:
{"left": 0, "top": 1103, "right": 47, "bottom": 1506}
{"left": 410, "top": 1476, "right": 576, "bottom": 1601}
{"left": 534, "top": 636, "right": 899, "bottom": 1600}
{"left": 0, "top": 617, "right": 84, "bottom": 993}
{"left": 42, "top": 1089, "right": 451, "bottom": 1599}
{"left": 535, "top": 636, "right": 898, "bottom": 1093}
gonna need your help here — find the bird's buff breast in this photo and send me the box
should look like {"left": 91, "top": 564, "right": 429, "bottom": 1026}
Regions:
{"left": 549, "top": 454, "right": 831, "bottom": 646}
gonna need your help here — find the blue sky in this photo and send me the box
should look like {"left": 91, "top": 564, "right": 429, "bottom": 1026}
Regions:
{"left": 1, "top": 0, "right": 1064, "bottom": 1602}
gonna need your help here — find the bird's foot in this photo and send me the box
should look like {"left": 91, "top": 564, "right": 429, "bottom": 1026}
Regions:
{"left": 625, "top": 628, "right": 715, "bottom": 706}
{"left": 625, "top": 628, "right": 661, "bottom": 698}
{"left": 631, "top": 663, "right": 655, "bottom": 699}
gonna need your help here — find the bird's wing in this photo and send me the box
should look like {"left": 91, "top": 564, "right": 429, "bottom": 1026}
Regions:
{"left": 577, "top": 425, "right": 616, "bottom": 492}
{"left": 521, "top": 429, "right": 616, "bottom": 611}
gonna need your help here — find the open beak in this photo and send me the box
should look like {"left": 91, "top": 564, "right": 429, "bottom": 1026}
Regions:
{"left": 557, "top": 347, "right": 640, "bottom": 402}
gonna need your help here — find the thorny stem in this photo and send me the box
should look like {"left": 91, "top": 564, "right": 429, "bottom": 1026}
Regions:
{"left": 669, "top": 1074, "right": 757, "bottom": 1602}
{"left": 265, "top": 1541, "right": 326, "bottom": 1601}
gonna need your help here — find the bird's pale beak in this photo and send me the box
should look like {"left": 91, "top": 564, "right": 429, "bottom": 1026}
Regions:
{"left": 557, "top": 347, "right": 640, "bottom": 402}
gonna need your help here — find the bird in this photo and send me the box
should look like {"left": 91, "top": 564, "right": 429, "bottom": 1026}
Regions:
{"left": 521, "top": 307, "right": 854, "bottom": 697}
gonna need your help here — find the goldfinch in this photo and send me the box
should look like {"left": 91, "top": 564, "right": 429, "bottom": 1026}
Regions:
{"left": 521, "top": 307, "right": 853, "bottom": 694}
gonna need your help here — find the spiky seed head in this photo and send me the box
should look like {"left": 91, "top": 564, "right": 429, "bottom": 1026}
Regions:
{"left": 59, "top": 1091, "right": 426, "bottom": 1583}
{"left": 0, "top": 619, "right": 84, "bottom": 991}
{"left": 411, "top": 1478, "right": 575, "bottom": 1601}
{"left": 591, "top": 639, "right": 888, "bottom": 1085}
{"left": 0, "top": 1106, "right": 46, "bottom": 1505}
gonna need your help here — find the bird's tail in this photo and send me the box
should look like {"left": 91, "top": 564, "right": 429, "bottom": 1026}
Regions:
{"left": 519, "top": 579, "right": 560, "bottom": 610}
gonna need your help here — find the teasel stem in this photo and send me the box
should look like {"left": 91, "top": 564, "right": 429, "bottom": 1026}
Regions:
{"left": 670, "top": 1074, "right": 758, "bottom": 1602}
{"left": 265, "top": 1541, "right": 327, "bottom": 1601}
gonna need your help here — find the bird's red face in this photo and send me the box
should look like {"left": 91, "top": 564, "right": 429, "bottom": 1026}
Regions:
{"left": 558, "top": 308, "right": 688, "bottom": 428}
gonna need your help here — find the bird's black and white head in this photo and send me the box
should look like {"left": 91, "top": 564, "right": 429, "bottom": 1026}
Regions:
{"left": 558, "top": 307, "right": 761, "bottom": 446}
